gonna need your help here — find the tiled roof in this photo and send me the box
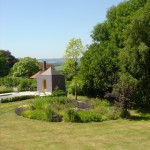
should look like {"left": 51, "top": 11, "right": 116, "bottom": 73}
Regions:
{"left": 30, "top": 71, "right": 44, "bottom": 78}
{"left": 40, "top": 67, "right": 62, "bottom": 75}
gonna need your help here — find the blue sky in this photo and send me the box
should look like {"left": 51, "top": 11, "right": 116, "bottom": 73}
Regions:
{"left": 0, "top": 0, "right": 124, "bottom": 59}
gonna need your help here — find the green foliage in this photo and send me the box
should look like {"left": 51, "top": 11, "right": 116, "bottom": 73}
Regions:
{"left": 23, "top": 110, "right": 47, "bottom": 121}
{"left": 10, "top": 57, "right": 39, "bottom": 77}
{"left": 52, "top": 90, "right": 67, "bottom": 97}
{"left": 67, "top": 76, "right": 84, "bottom": 95}
{"left": 1, "top": 95, "right": 35, "bottom": 103}
{"left": 0, "top": 77, "right": 36, "bottom": 91}
{"left": 63, "top": 38, "right": 83, "bottom": 79}
{"left": 64, "top": 109, "right": 103, "bottom": 123}
{"left": 78, "top": 111, "right": 102, "bottom": 123}
{"left": 0, "top": 50, "right": 18, "bottom": 77}
{"left": 119, "top": 1, "right": 150, "bottom": 108}
{"left": 17, "top": 95, "right": 123, "bottom": 123}
{"left": 0, "top": 86, "right": 12, "bottom": 94}
{"left": 32, "top": 96, "right": 69, "bottom": 110}
{"left": 1, "top": 77, "right": 20, "bottom": 87}
{"left": 0, "top": 54, "right": 9, "bottom": 77}
{"left": 80, "top": 0, "right": 149, "bottom": 108}
{"left": 22, "top": 96, "right": 66, "bottom": 122}
{"left": 105, "top": 107, "right": 122, "bottom": 120}
{"left": 63, "top": 38, "right": 84, "bottom": 100}
{"left": 80, "top": 43, "right": 118, "bottom": 97}
{"left": 18, "top": 79, "right": 31, "bottom": 91}
{"left": 64, "top": 109, "right": 80, "bottom": 122}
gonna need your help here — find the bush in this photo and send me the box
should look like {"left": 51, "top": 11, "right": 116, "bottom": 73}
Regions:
{"left": 0, "top": 77, "right": 36, "bottom": 92}
{"left": 22, "top": 107, "right": 62, "bottom": 122}
{"left": 31, "top": 110, "right": 48, "bottom": 120}
{"left": 18, "top": 79, "right": 30, "bottom": 91}
{"left": 105, "top": 107, "right": 122, "bottom": 120}
{"left": 23, "top": 110, "right": 47, "bottom": 121}
{"left": 64, "top": 109, "right": 80, "bottom": 122}
{"left": 22, "top": 110, "right": 33, "bottom": 119}
{"left": 32, "top": 96, "right": 69, "bottom": 110}
{"left": 78, "top": 111, "right": 102, "bottom": 123}
{"left": 1, "top": 95, "right": 35, "bottom": 103}
{"left": 2, "top": 77, "right": 21, "bottom": 87}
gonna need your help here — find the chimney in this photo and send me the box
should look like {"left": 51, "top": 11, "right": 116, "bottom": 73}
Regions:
{"left": 43, "top": 61, "right": 46, "bottom": 71}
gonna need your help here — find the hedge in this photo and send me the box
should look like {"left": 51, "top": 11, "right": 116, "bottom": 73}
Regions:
{"left": 1, "top": 95, "right": 36, "bottom": 103}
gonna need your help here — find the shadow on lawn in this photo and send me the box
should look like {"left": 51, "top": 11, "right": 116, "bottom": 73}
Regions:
{"left": 129, "top": 115, "right": 150, "bottom": 121}
{"left": 128, "top": 108, "right": 150, "bottom": 121}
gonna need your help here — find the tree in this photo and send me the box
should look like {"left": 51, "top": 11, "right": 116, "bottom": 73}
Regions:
{"left": 0, "top": 50, "right": 18, "bottom": 77}
{"left": 0, "top": 54, "right": 9, "bottom": 77}
{"left": 80, "top": 43, "right": 118, "bottom": 97}
{"left": 112, "top": 73, "right": 138, "bottom": 118}
{"left": 80, "top": 0, "right": 147, "bottom": 98}
{"left": 63, "top": 38, "right": 84, "bottom": 100}
{"left": 10, "top": 57, "right": 39, "bottom": 78}
{"left": 119, "top": 1, "right": 150, "bottom": 108}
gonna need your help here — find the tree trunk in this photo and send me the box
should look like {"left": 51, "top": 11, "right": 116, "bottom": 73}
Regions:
{"left": 75, "top": 83, "right": 77, "bottom": 100}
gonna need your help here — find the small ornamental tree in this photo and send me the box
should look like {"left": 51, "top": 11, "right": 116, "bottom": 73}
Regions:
{"left": 63, "top": 38, "right": 84, "bottom": 100}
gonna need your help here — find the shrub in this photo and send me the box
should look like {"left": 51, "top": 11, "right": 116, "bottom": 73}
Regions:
{"left": 23, "top": 110, "right": 47, "bottom": 121}
{"left": 105, "top": 107, "right": 122, "bottom": 120}
{"left": 30, "top": 110, "right": 47, "bottom": 120}
{"left": 32, "top": 96, "right": 69, "bottom": 110}
{"left": 64, "top": 109, "right": 80, "bottom": 122}
{"left": 2, "top": 77, "right": 21, "bottom": 87}
{"left": 22, "top": 110, "right": 33, "bottom": 119}
{"left": 51, "top": 96, "right": 69, "bottom": 104}
{"left": 18, "top": 79, "right": 30, "bottom": 91}
{"left": 1, "top": 95, "right": 35, "bottom": 103}
{"left": 32, "top": 97, "right": 49, "bottom": 110}
{"left": 0, "top": 77, "right": 36, "bottom": 92}
{"left": 91, "top": 99, "right": 111, "bottom": 115}
{"left": 78, "top": 111, "right": 102, "bottom": 123}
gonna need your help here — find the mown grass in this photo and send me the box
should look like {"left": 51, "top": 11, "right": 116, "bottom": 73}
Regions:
{"left": 0, "top": 100, "right": 150, "bottom": 150}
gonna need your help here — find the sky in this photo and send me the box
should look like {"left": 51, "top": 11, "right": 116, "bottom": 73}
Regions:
{"left": 0, "top": 0, "right": 124, "bottom": 59}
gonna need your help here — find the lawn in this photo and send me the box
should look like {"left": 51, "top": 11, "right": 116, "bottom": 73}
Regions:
{"left": 0, "top": 100, "right": 150, "bottom": 150}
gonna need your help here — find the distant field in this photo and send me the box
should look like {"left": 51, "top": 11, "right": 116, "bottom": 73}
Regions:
{"left": 0, "top": 100, "right": 150, "bottom": 150}
{"left": 38, "top": 58, "right": 65, "bottom": 66}
{"left": 55, "top": 65, "right": 63, "bottom": 71}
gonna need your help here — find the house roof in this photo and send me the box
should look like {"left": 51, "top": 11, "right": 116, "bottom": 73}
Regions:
{"left": 40, "top": 67, "right": 62, "bottom": 76}
{"left": 30, "top": 62, "right": 55, "bottom": 78}
{"left": 30, "top": 71, "right": 44, "bottom": 78}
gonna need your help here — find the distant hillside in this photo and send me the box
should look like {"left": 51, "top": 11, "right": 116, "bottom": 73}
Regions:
{"left": 38, "top": 58, "right": 65, "bottom": 66}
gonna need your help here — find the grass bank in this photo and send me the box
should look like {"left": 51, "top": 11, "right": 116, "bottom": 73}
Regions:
{"left": 0, "top": 100, "right": 150, "bottom": 150}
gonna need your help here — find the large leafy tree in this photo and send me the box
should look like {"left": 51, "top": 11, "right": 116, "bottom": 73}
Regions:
{"left": 80, "top": 43, "right": 118, "bottom": 97}
{"left": 63, "top": 38, "right": 84, "bottom": 99}
{"left": 0, "top": 52, "right": 9, "bottom": 77}
{"left": 120, "top": 1, "right": 150, "bottom": 108}
{"left": 10, "top": 57, "right": 39, "bottom": 78}
{"left": 80, "top": 0, "right": 148, "bottom": 97}
{"left": 0, "top": 50, "right": 18, "bottom": 77}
